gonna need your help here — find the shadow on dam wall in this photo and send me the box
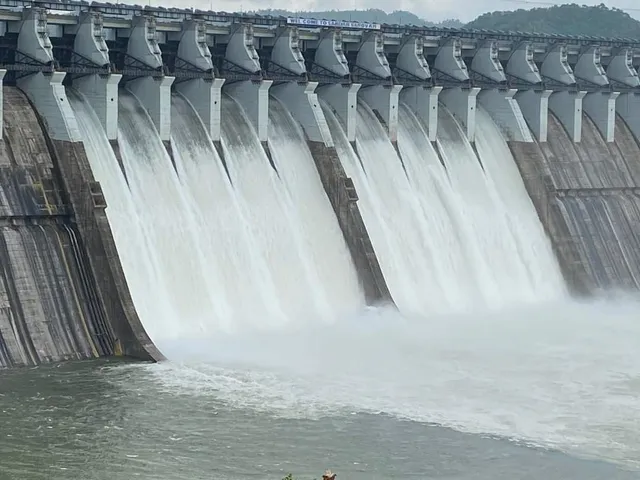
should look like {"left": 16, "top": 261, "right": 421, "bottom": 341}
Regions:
{"left": 510, "top": 112, "right": 640, "bottom": 294}
{"left": 0, "top": 87, "right": 160, "bottom": 367}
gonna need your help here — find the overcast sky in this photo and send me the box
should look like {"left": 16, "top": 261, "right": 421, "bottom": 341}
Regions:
{"left": 133, "top": 0, "right": 640, "bottom": 22}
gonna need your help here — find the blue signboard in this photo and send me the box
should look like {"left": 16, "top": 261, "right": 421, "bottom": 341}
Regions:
{"left": 286, "top": 17, "right": 381, "bottom": 30}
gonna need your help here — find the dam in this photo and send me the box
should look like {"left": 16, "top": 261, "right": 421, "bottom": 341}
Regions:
{"left": 0, "top": 0, "right": 638, "bottom": 366}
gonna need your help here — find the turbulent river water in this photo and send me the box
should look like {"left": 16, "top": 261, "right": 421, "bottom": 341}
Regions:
{"left": 1, "top": 298, "right": 639, "bottom": 480}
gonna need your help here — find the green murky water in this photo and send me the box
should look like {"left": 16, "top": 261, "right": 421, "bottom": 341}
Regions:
{"left": 0, "top": 359, "right": 638, "bottom": 480}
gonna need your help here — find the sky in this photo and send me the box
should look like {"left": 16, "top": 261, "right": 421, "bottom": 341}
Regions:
{"left": 129, "top": 0, "right": 640, "bottom": 23}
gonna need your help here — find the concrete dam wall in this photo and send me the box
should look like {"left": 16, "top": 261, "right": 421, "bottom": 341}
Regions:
{"left": 0, "top": 0, "right": 639, "bottom": 365}
{"left": 510, "top": 112, "right": 640, "bottom": 294}
{"left": 0, "top": 87, "right": 158, "bottom": 367}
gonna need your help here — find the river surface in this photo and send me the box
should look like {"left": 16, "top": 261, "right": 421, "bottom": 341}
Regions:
{"left": 1, "top": 300, "right": 639, "bottom": 480}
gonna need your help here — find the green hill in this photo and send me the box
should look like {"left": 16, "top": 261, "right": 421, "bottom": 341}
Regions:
{"left": 465, "top": 4, "right": 640, "bottom": 38}
{"left": 250, "top": 8, "right": 463, "bottom": 28}
{"left": 250, "top": 4, "right": 640, "bottom": 39}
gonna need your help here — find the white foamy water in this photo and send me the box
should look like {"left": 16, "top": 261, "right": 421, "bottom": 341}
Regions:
{"left": 323, "top": 99, "right": 564, "bottom": 314}
{"left": 67, "top": 90, "right": 174, "bottom": 340}
{"left": 219, "top": 93, "right": 363, "bottom": 325}
{"left": 319, "top": 101, "right": 405, "bottom": 304}
{"left": 170, "top": 93, "right": 285, "bottom": 333}
{"left": 72, "top": 86, "right": 365, "bottom": 352}
{"left": 117, "top": 91, "right": 225, "bottom": 346}
{"left": 267, "top": 97, "right": 364, "bottom": 316}
{"left": 397, "top": 102, "right": 498, "bottom": 310}
{"left": 135, "top": 297, "right": 640, "bottom": 472}
{"left": 473, "top": 106, "right": 566, "bottom": 299}
{"left": 321, "top": 100, "right": 447, "bottom": 314}
{"left": 435, "top": 105, "right": 565, "bottom": 309}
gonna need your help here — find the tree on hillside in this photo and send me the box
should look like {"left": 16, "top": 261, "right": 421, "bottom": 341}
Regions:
{"left": 465, "top": 4, "right": 640, "bottom": 38}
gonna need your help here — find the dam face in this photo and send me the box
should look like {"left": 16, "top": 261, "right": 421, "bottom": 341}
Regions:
{"left": 0, "top": 0, "right": 638, "bottom": 365}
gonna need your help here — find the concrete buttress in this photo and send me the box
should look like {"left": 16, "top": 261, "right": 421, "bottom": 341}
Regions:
{"left": 478, "top": 89, "right": 533, "bottom": 142}
{"left": 359, "top": 85, "right": 403, "bottom": 143}
{"left": 73, "top": 12, "right": 120, "bottom": 140}
{"left": 583, "top": 91, "right": 619, "bottom": 142}
{"left": 607, "top": 49, "right": 640, "bottom": 87}
{"left": 549, "top": 90, "right": 587, "bottom": 142}
{"left": 516, "top": 90, "right": 552, "bottom": 142}
{"left": 506, "top": 42, "right": 542, "bottom": 84}
{"left": 125, "top": 15, "right": 174, "bottom": 141}
{"left": 471, "top": 40, "right": 506, "bottom": 83}
{"left": 440, "top": 87, "right": 481, "bottom": 142}
{"left": 400, "top": 86, "right": 442, "bottom": 142}
{"left": 174, "top": 19, "right": 225, "bottom": 143}
{"left": 317, "top": 83, "right": 361, "bottom": 143}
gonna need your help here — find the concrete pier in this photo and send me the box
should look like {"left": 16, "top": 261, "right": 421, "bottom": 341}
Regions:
{"left": 394, "top": 36, "right": 435, "bottom": 140}
{"left": 359, "top": 85, "right": 402, "bottom": 142}
{"left": 583, "top": 92, "right": 619, "bottom": 142}
{"left": 516, "top": 89, "right": 552, "bottom": 142}
{"left": 225, "top": 80, "right": 272, "bottom": 143}
{"left": 356, "top": 32, "right": 392, "bottom": 80}
{"left": 174, "top": 19, "right": 225, "bottom": 143}
{"left": 176, "top": 19, "right": 214, "bottom": 72}
{"left": 478, "top": 89, "right": 533, "bottom": 142}
{"left": 400, "top": 86, "right": 442, "bottom": 142}
{"left": 317, "top": 83, "right": 361, "bottom": 143}
{"left": 471, "top": 40, "right": 506, "bottom": 83}
{"left": 356, "top": 32, "right": 399, "bottom": 140}
{"left": 224, "top": 24, "right": 262, "bottom": 74}
{"left": 72, "top": 12, "right": 120, "bottom": 140}
{"left": 73, "top": 11, "right": 110, "bottom": 67}
{"left": 616, "top": 93, "right": 640, "bottom": 142}
{"left": 17, "top": 9, "right": 80, "bottom": 142}
{"left": 440, "top": 87, "right": 481, "bottom": 142}
{"left": 176, "top": 78, "right": 225, "bottom": 141}
{"left": 19, "top": 71, "right": 81, "bottom": 141}
{"left": 574, "top": 46, "right": 609, "bottom": 86}
{"left": 395, "top": 35, "right": 431, "bottom": 81}
{"left": 313, "top": 30, "right": 350, "bottom": 78}
{"left": 607, "top": 49, "right": 640, "bottom": 87}
{"left": 506, "top": 42, "right": 542, "bottom": 84}
{"left": 270, "top": 27, "right": 306, "bottom": 76}
{"left": 223, "top": 24, "right": 270, "bottom": 146}
{"left": 549, "top": 91, "right": 587, "bottom": 142}
{"left": 126, "top": 15, "right": 174, "bottom": 141}
{"left": 270, "top": 81, "right": 331, "bottom": 145}
{"left": 17, "top": 7, "right": 54, "bottom": 65}
{"left": 73, "top": 74, "right": 121, "bottom": 141}
{"left": 541, "top": 44, "right": 576, "bottom": 85}
{"left": 434, "top": 38, "right": 469, "bottom": 82}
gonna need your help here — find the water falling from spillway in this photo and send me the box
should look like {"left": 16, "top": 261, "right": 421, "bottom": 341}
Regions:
{"left": 321, "top": 100, "right": 439, "bottom": 314}
{"left": 71, "top": 87, "right": 367, "bottom": 355}
{"left": 68, "top": 90, "right": 175, "bottom": 345}
{"left": 323, "top": 98, "right": 565, "bottom": 314}
{"left": 396, "top": 102, "right": 498, "bottom": 309}
{"left": 435, "top": 105, "right": 540, "bottom": 306}
{"left": 170, "top": 93, "right": 285, "bottom": 333}
{"left": 117, "top": 91, "right": 227, "bottom": 345}
{"left": 473, "top": 107, "right": 566, "bottom": 299}
{"left": 267, "top": 97, "right": 364, "bottom": 315}
{"left": 219, "top": 93, "right": 364, "bottom": 325}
